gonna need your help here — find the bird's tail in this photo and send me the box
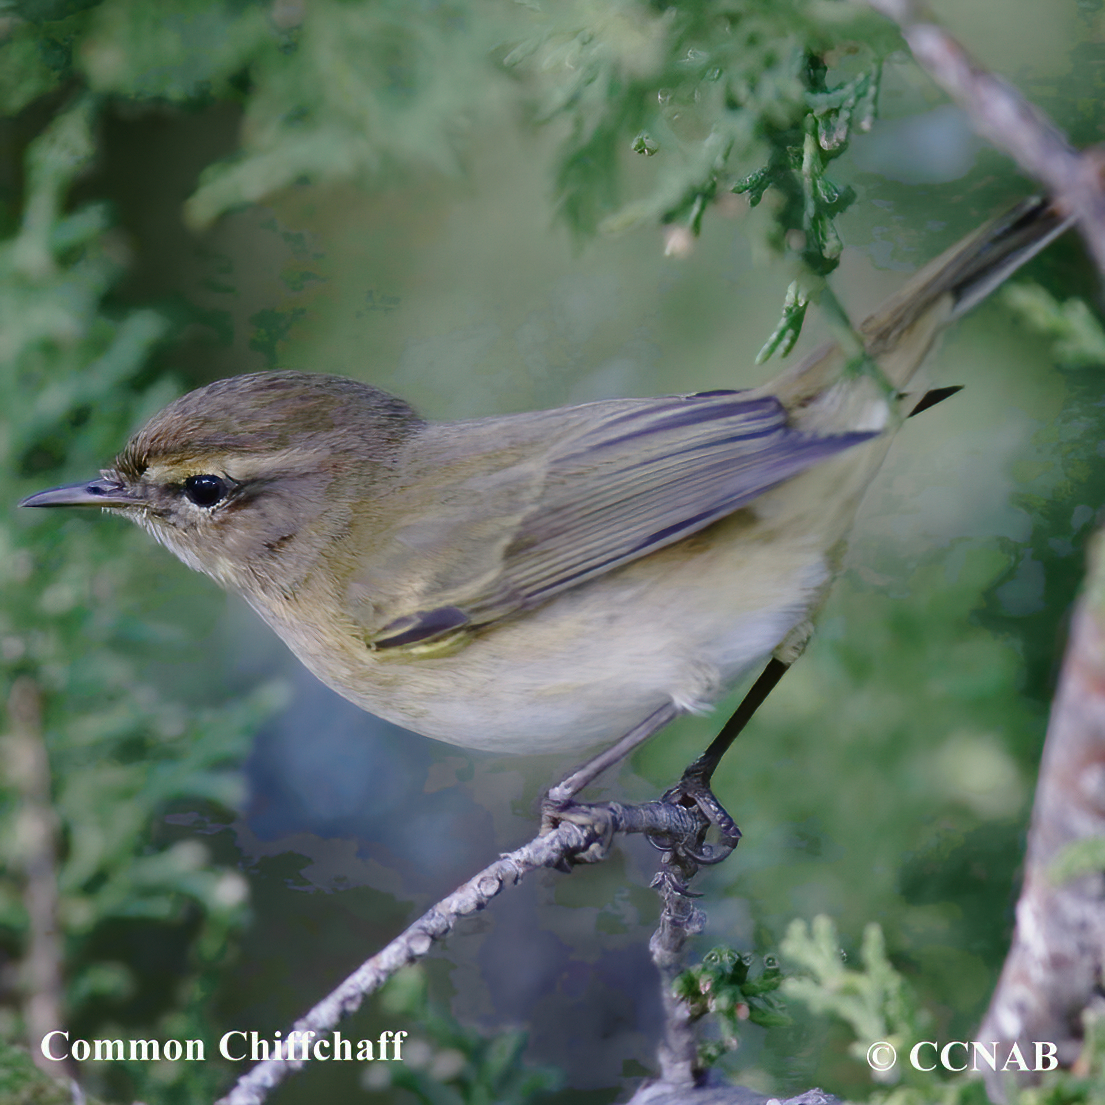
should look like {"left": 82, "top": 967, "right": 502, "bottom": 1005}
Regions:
{"left": 752, "top": 197, "right": 1071, "bottom": 663}
{"left": 762, "top": 196, "right": 1073, "bottom": 418}
{"left": 861, "top": 196, "right": 1073, "bottom": 367}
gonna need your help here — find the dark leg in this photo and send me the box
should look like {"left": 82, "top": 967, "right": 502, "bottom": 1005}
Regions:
{"left": 543, "top": 659, "right": 792, "bottom": 867}
{"left": 542, "top": 703, "right": 682, "bottom": 863}
{"left": 655, "top": 658, "right": 791, "bottom": 865}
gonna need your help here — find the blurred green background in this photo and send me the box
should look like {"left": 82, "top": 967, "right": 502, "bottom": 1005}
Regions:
{"left": 2, "top": 0, "right": 1104, "bottom": 1102}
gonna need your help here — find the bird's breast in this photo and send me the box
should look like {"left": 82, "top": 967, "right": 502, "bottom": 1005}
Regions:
{"left": 244, "top": 516, "right": 831, "bottom": 755}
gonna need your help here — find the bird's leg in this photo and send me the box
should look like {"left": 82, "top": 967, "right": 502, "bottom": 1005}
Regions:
{"left": 542, "top": 659, "right": 792, "bottom": 867}
{"left": 547, "top": 702, "right": 683, "bottom": 802}
{"left": 653, "top": 658, "right": 791, "bottom": 867}
{"left": 538, "top": 387, "right": 960, "bottom": 870}
{"left": 542, "top": 703, "right": 682, "bottom": 863}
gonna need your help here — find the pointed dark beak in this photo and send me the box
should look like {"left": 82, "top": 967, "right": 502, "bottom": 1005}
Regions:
{"left": 20, "top": 477, "right": 136, "bottom": 509}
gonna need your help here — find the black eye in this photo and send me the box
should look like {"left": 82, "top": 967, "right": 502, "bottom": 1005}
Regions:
{"left": 183, "top": 474, "right": 228, "bottom": 508}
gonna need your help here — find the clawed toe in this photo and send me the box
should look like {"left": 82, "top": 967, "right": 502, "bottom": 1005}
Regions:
{"left": 653, "top": 765, "right": 742, "bottom": 867}
{"left": 540, "top": 745, "right": 742, "bottom": 874}
{"left": 540, "top": 794, "right": 617, "bottom": 866}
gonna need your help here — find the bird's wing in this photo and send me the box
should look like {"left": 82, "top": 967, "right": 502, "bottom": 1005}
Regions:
{"left": 344, "top": 391, "right": 873, "bottom": 652}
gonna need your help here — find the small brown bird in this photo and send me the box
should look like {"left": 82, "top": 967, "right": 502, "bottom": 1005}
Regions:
{"left": 21, "top": 200, "right": 1070, "bottom": 773}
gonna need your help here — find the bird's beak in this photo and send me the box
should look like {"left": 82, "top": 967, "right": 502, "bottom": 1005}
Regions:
{"left": 20, "top": 476, "right": 136, "bottom": 509}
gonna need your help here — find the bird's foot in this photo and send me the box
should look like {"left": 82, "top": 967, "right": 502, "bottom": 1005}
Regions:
{"left": 650, "top": 761, "right": 741, "bottom": 868}
{"left": 540, "top": 755, "right": 739, "bottom": 873}
{"left": 540, "top": 793, "right": 618, "bottom": 869}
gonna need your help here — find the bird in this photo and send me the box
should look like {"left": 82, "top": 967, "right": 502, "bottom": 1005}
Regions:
{"left": 20, "top": 197, "right": 1071, "bottom": 840}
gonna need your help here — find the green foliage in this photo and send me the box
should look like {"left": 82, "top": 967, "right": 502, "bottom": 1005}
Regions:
{"left": 0, "top": 1036, "right": 108, "bottom": 1105}
{"left": 674, "top": 945, "right": 790, "bottom": 1067}
{"left": 1001, "top": 282, "right": 1105, "bottom": 367}
{"left": 756, "top": 278, "right": 808, "bottom": 362}
{"left": 781, "top": 918, "right": 1105, "bottom": 1105}
{"left": 1, "top": 96, "right": 279, "bottom": 1102}
{"left": 81, "top": 0, "right": 269, "bottom": 102}
{"left": 0, "top": 1, "right": 94, "bottom": 116}
{"left": 508, "top": 2, "right": 897, "bottom": 359}
{"left": 783, "top": 917, "right": 930, "bottom": 1086}
{"left": 2, "top": 0, "right": 896, "bottom": 337}
{"left": 514, "top": 1, "right": 889, "bottom": 261}
{"left": 2, "top": 0, "right": 523, "bottom": 224}
{"left": 1048, "top": 837, "right": 1105, "bottom": 885}
{"left": 0, "top": 2, "right": 1099, "bottom": 1102}
{"left": 81, "top": 0, "right": 522, "bottom": 228}
{"left": 367, "top": 966, "right": 563, "bottom": 1105}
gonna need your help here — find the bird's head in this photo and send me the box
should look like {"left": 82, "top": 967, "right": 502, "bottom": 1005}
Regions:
{"left": 21, "top": 371, "right": 422, "bottom": 597}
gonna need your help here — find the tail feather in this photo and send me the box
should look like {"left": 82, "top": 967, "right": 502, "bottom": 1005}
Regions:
{"left": 763, "top": 196, "right": 1074, "bottom": 417}
{"left": 861, "top": 197, "right": 1073, "bottom": 361}
{"left": 907, "top": 384, "right": 963, "bottom": 418}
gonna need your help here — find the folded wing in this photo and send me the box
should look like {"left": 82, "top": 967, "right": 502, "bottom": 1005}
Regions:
{"left": 360, "top": 391, "right": 874, "bottom": 650}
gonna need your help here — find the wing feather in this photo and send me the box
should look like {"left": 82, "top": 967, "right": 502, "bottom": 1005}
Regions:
{"left": 362, "top": 391, "right": 873, "bottom": 648}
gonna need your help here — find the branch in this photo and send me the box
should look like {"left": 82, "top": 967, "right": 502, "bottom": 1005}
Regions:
{"left": 977, "top": 534, "right": 1105, "bottom": 1097}
{"left": 3, "top": 677, "right": 72, "bottom": 1082}
{"left": 215, "top": 797, "right": 711, "bottom": 1105}
{"left": 865, "top": 0, "right": 1105, "bottom": 276}
{"left": 628, "top": 1087, "right": 840, "bottom": 1105}
{"left": 651, "top": 848, "right": 708, "bottom": 1087}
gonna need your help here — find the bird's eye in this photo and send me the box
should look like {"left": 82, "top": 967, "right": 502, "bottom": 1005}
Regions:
{"left": 183, "top": 474, "right": 228, "bottom": 508}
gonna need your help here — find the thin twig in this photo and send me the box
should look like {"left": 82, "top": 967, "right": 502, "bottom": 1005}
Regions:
{"left": 650, "top": 851, "right": 708, "bottom": 1085}
{"left": 215, "top": 797, "right": 711, "bottom": 1105}
{"left": 865, "top": 0, "right": 1105, "bottom": 277}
